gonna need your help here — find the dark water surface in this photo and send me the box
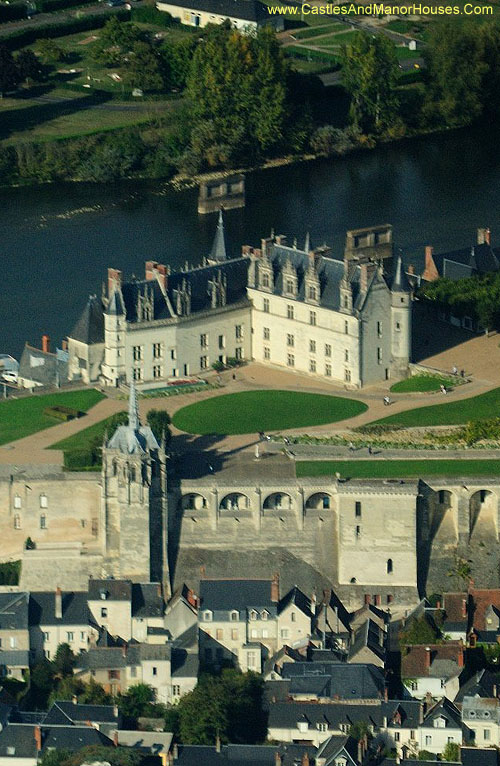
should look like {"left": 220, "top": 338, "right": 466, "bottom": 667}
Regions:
{"left": 2, "top": 123, "right": 499, "bottom": 359}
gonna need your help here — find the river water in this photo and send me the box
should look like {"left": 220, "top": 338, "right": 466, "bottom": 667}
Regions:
{"left": 2, "top": 123, "right": 500, "bottom": 359}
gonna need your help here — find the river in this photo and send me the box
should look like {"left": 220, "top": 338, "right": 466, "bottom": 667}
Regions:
{"left": 2, "top": 123, "right": 500, "bottom": 359}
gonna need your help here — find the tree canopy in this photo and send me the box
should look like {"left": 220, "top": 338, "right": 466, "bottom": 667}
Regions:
{"left": 0, "top": 45, "right": 21, "bottom": 96}
{"left": 418, "top": 271, "right": 500, "bottom": 331}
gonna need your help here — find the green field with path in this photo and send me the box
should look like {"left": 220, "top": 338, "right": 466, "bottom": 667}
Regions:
{"left": 370, "top": 386, "right": 500, "bottom": 427}
{"left": 296, "top": 459, "right": 500, "bottom": 478}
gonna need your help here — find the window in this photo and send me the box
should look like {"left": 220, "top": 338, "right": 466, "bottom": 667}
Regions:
{"left": 377, "top": 347, "right": 382, "bottom": 364}
{"left": 247, "top": 651, "right": 256, "bottom": 668}
{"left": 262, "top": 272, "right": 270, "bottom": 288}
{"left": 235, "top": 325, "right": 243, "bottom": 340}
{"left": 14, "top": 514, "right": 20, "bottom": 530}
{"left": 173, "top": 684, "right": 181, "bottom": 696}
{"left": 310, "top": 311, "right": 317, "bottom": 326}
{"left": 396, "top": 321, "right": 401, "bottom": 331}
{"left": 317, "top": 723, "right": 327, "bottom": 732}
{"left": 355, "top": 501, "right": 361, "bottom": 517}
{"left": 80, "top": 632, "right": 85, "bottom": 641}
{"left": 291, "top": 612, "right": 296, "bottom": 623}
{"left": 344, "top": 320, "right": 349, "bottom": 334}
{"left": 153, "top": 343, "right": 162, "bottom": 359}
{"left": 200, "top": 356, "right": 209, "bottom": 370}
{"left": 309, "top": 340, "right": 316, "bottom": 353}
{"left": 263, "top": 327, "right": 270, "bottom": 340}
{"left": 287, "top": 354, "right": 295, "bottom": 367}
{"left": 287, "top": 304, "right": 294, "bottom": 320}
{"left": 218, "top": 335, "right": 225, "bottom": 350}
{"left": 40, "top": 514, "right": 46, "bottom": 529}
{"left": 387, "top": 558, "right": 393, "bottom": 574}
{"left": 230, "top": 610, "right": 239, "bottom": 621}
{"left": 309, "top": 360, "right": 317, "bottom": 373}
{"left": 133, "top": 345, "right": 142, "bottom": 361}
{"left": 231, "top": 629, "right": 238, "bottom": 640}
{"left": 344, "top": 349, "right": 349, "bottom": 363}
{"left": 152, "top": 666, "right": 158, "bottom": 676}
{"left": 308, "top": 286, "right": 317, "bottom": 301}
{"left": 394, "top": 732, "right": 400, "bottom": 742}
{"left": 264, "top": 347, "right": 270, "bottom": 360}
{"left": 216, "top": 629, "right": 223, "bottom": 640}
{"left": 40, "top": 494, "right": 48, "bottom": 509}
{"left": 200, "top": 334, "right": 208, "bottom": 348}
{"left": 377, "top": 321, "right": 382, "bottom": 337}
{"left": 92, "top": 518, "right": 98, "bottom": 536}
{"left": 109, "top": 670, "right": 120, "bottom": 680}
{"left": 10, "top": 636, "right": 17, "bottom": 649}
{"left": 484, "top": 730, "right": 491, "bottom": 740}
{"left": 66, "top": 632, "right": 74, "bottom": 642}
{"left": 263, "top": 298, "right": 270, "bottom": 313}
{"left": 14, "top": 494, "right": 21, "bottom": 509}
{"left": 410, "top": 730, "right": 416, "bottom": 740}
{"left": 203, "top": 611, "right": 212, "bottom": 621}
{"left": 287, "top": 334, "right": 294, "bottom": 347}
{"left": 345, "top": 369, "right": 351, "bottom": 383}
{"left": 235, "top": 347, "right": 243, "bottom": 361}
{"left": 325, "top": 364, "right": 332, "bottom": 377}
{"left": 425, "top": 736, "right": 432, "bottom": 746}
{"left": 286, "top": 279, "right": 294, "bottom": 293}
{"left": 171, "top": 348, "right": 177, "bottom": 360}
{"left": 249, "top": 610, "right": 257, "bottom": 620}
{"left": 251, "top": 628, "right": 258, "bottom": 639}
{"left": 101, "top": 607, "right": 108, "bottom": 618}
{"left": 80, "top": 519, "right": 86, "bottom": 528}
{"left": 133, "top": 367, "right": 142, "bottom": 381}
{"left": 130, "top": 666, "right": 137, "bottom": 678}
{"left": 325, "top": 344, "right": 331, "bottom": 357}
{"left": 280, "top": 629, "right": 289, "bottom": 639}
{"left": 355, "top": 525, "right": 361, "bottom": 538}
{"left": 153, "top": 365, "right": 162, "bottom": 379}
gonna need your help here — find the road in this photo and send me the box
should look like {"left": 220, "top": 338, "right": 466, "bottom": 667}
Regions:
{"left": 0, "top": 2, "right": 129, "bottom": 38}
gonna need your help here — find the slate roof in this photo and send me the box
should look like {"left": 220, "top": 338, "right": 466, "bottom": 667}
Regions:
{"left": 401, "top": 643, "right": 463, "bottom": 680}
{"left": 347, "top": 619, "right": 386, "bottom": 664}
{"left": 316, "top": 735, "right": 358, "bottom": 765}
{"left": 381, "top": 700, "right": 422, "bottom": 729}
{"left": 390, "top": 253, "right": 411, "bottom": 293}
{"left": 199, "top": 579, "right": 275, "bottom": 614}
{"left": 268, "top": 700, "right": 384, "bottom": 730}
{"left": 431, "top": 243, "right": 500, "bottom": 280}
{"left": 420, "top": 697, "right": 462, "bottom": 730}
{"left": 88, "top": 579, "right": 132, "bottom": 602}
{"left": 281, "top": 662, "right": 385, "bottom": 700}
{"left": 114, "top": 730, "right": 173, "bottom": 753}
{"left": 43, "top": 700, "right": 120, "bottom": 726}
{"left": 278, "top": 586, "right": 313, "bottom": 618}
{"left": 158, "top": 0, "right": 269, "bottom": 22}
{"left": 29, "top": 591, "right": 94, "bottom": 628}
{"left": 107, "top": 383, "right": 159, "bottom": 455}
{"left": 0, "top": 650, "right": 30, "bottom": 668}
{"left": 442, "top": 593, "right": 468, "bottom": 633}
{"left": 455, "top": 669, "right": 499, "bottom": 702}
{"left": 69, "top": 295, "right": 105, "bottom": 344}
{"left": 173, "top": 744, "right": 313, "bottom": 765}
{"left": 210, "top": 209, "right": 227, "bottom": 263}
{"left": 0, "top": 722, "right": 113, "bottom": 757}
{"left": 132, "top": 583, "right": 164, "bottom": 618}
{"left": 18, "top": 343, "right": 69, "bottom": 387}
{"left": 0, "top": 592, "right": 29, "bottom": 631}
{"left": 461, "top": 746, "right": 500, "bottom": 766}
{"left": 77, "top": 643, "right": 171, "bottom": 671}
{"left": 321, "top": 588, "right": 352, "bottom": 634}
{"left": 0, "top": 723, "right": 37, "bottom": 758}
{"left": 469, "top": 588, "right": 500, "bottom": 632}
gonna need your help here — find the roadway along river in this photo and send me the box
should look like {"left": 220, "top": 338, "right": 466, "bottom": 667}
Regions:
{"left": 2, "top": 121, "right": 500, "bottom": 359}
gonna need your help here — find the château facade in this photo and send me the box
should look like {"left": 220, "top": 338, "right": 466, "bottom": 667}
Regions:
{"left": 67, "top": 216, "right": 412, "bottom": 389}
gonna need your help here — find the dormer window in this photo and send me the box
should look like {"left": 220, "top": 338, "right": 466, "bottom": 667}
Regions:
{"left": 308, "top": 286, "right": 317, "bottom": 301}
{"left": 203, "top": 610, "right": 212, "bottom": 622}
{"left": 261, "top": 610, "right": 268, "bottom": 621}
{"left": 434, "top": 716, "right": 446, "bottom": 728}
{"left": 297, "top": 719, "right": 309, "bottom": 732}
{"left": 262, "top": 272, "right": 270, "bottom": 288}
{"left": 286, "top": 279, "right": 294, "bottom": 293}
{"left": 100, "top": 590, "right": 108, "bottom": 600}
{"left": 230, "top": 610, "right": 239, "bottom": 622}
{"left": 249, "top": 610, "right": 258, "bottom": 621}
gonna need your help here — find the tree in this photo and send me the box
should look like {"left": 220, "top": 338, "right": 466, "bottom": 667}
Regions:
{"left": 442, "top": 741, "right": 460, "bottom": 761}
{"left": 39, "top": 749, "right": 72, "bottom": 766}
{"left": 92, "top": 17, "right": 143, "bottom": 67}
{"left": 480, "top": 23, "right": 500, "bottom": 116}
{"left": 423, "top": 20, "right": 487, "bottom": 126}
{"left": 447, "top": 555, "right": 472, "bottom": 589}
{"left": 79, "top": 677, "right": 113, "bottom": 705}
{"left": 399, "top": 616, "right": 440, "bottom": 647}
{"left": 16, "top": 50, "right": 44, "bottom": 85}
{"left": 123, "top": 41, "right": 166, "bottom": 92}
{"left": 118, "top": 683, "right": 157, "bottom": 720}
{"left": 146, "top": 409, "right": 171, "bottom": 445}
{"left": 62, "top": 746, "right": 142, "bottom": 766}
{"left": 161, "top": 37, "right": 197, "bottom": 90}
{"left": 418, "top": 752, "right": 435, "bottom": 761}
{"left": 0, "top": 45, "right": 20, "bottom": 96}
{"left": 341, "top": 32, "right": 399, "bottom": 134}
{"left": 53, "top": 643, "right": 76, "bottom": 678}
{"left": 35, "top": 39, "right": 66, "bottom": 64}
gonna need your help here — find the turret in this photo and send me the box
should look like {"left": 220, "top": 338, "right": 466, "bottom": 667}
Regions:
{"left": 101, "top": 276, "right": 126, "bottom": 386}
{"left": 208, "top": 209, "right": 227, "bottom": 264}
{"left": 390, "top": 253, "right": 412, "bottom": 376}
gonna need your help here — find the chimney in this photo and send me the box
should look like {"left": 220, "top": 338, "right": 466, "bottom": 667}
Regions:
{"left": 419, "top": 701, "right": 424, "bottom": 724}
{"left": 364, "top": 594, "right": 371, "bottom": 605}
{"left": 113, "top": 731, "right": 118, "bottom": 747}
{"left": 424, "top": 646, "right": 431, "bottom": 669}
{"left": 55, "top": 587, "right": 62, "bottom": 620}
{"left": 359, "top": 262, "right": 376, "bottom": 293}
{"left": 113, "top": 704, "right": 119, "bottom": 718}
{"left": 156, "top": 264, "right": 168, "bottom": 293}
{"left": 301, "top": 753, "right": 309, "bottom": 766}
{"left": 423, "top": 246, "right": 439, "bottom": 281}
{"left": 458, "top": 644, "right": 464, "bottom": 668}
{"left": 108, "top": 268, "right": 122, "bottom": 295}
{"left": 425, "top": 691, "right": 433, "bottom": 710}
{"left": 271, "top": 573, "right": 280, "bottom": 603}
{"left": 122, "top": 643, "right": 127, "bottom": 658}
{"left": 145, "top": 261, "right": 158, "bottom": 280}
{"left": 61, "top": 339, "right": 68, "bottom": 351}
{"left": 215, "top": 735, "right": 221, "bottom": 753}
{"left": 275, "top": 235, "right": 287, "bottom": 247}
{"left": 462, "top": 599, "right": 467, "bottom": 618}
{"left": 384, "top": 686, "right": 388, "bottom": 702}
{"left": 275, "top": 753, "right": 282, "bottom": 766}
{"left": 41, "top": 334, "right": 50, "bottom": 354}
{"left": 173, "top": 743, "right": 178, "bottom": 760}
{"left": 408, "top": 263, "right": 415, "bottom": 275}
{"left": 34, "top": 725, "right": 42, "bottom": 752}
{"left": 477, "top": 227, "right": 491, "bottom": 245}
{"left": 494, "top": 684, "right": 497, "bottom": 698}
{"left": 72, "top": 694, "right": 78, "bottom": 705}
{"left": 261, "top": 238, "right": 273, "bottom": 257}
{"left": 436, "top": 600, "right": 441, "bottom": 609}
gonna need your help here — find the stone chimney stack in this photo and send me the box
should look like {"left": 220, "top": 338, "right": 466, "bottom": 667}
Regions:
{"left": 422, "top": 246, "right": 439, "bottom": 281}
{"left": 108, "top": 268, "right": 122, "bottom": 295}
{"left": 275, "top": 753, "right": 282, "bottom": 766}
{"left": 55, "top": 587, "right": 62, "bottom": 620}
{"left": 42, "top": 335, "right": 50, "bottom": 354}
{"left": 424, "top": 646, "right": 431, "bottom": 669}
{"left": 477, "top": 227, "right": 491, "bottom": 245}
{"left": 271, "top": 573, "right": 280, "bottom": 603}
{"left": 34, "top": 725, "right": 42, "bottom": 752}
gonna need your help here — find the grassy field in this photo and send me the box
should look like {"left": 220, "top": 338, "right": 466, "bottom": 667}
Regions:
{"left": 293, "top": 22, "right": 342, "bottom": 39}
{"left": 371, "top": 386, "right": 500, "bottom": 427}
{"left": 314, "top": 31, "right": 359, "bottom": 48}
{"left": 0, "top": 389, "right": 105, "bottom": 445}
{"left": 173, "top": 390, "right": 367, "bottom": 435}
{"left": 296, "top": 458, "right": 500, "bottom": 478}
{"left": 50, "top": 409, "right": 126, "bottom": 452}
{"left": 390, "top": 374, "right": 458, "bottom": 393}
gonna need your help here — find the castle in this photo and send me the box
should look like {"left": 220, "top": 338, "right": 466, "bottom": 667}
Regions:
{"left": 3, "top": 386, "right": 500, "bottom": 608}
{"left": 67, "top": 216, "right": 412, "bottom": 389}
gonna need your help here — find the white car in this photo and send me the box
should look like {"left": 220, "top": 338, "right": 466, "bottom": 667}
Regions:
{"left": 1, "top": 370, "right": 18, "bottom": 384}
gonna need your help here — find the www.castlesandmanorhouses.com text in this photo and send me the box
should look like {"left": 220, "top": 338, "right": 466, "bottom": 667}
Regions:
{"left": 267, "top": 2, "right": 493, "bottom": 14}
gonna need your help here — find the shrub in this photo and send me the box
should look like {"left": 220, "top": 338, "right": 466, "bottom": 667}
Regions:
{"left": 43, "top": 405, "right": 81, "bottom": 421}
{"left": 1, "top": 10, "right": 130, "bottom": 51}
{"left": 310, "top": 125, "right": 361, "bottom": 157}
{"left": 63, "top": 448, "right": 98, "bottom": 470}
{"left": 131, "top": 5, "right": 176, "bottom": 27}
{"left": 0, "top": 560, "right": 21, "bottom": 585}
{"left": 0, "top": 3, "right": 27, "bottom": 22}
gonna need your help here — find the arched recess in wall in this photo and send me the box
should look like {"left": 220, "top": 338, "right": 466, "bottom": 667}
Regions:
{"left": 263, "top": 492, "right": 294, "bottom": 511}
{"left": 469, "top": 489, "right": 497, "bottom": 538}
{"left": 305, "top": 492, "right": 334, "bottom": 511}
{"left": 179, "top": 493, "right": 208, "bottom": 512}
{"left": 430, "top": 489, "right": 458, "bottom": 541}
{"left": 219, "top": 493, "right": 251, "bottom": 512}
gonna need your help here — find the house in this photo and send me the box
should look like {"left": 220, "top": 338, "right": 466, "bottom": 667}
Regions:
{"left": 468, "top": 588, "right": 500, "bottom": 643}
{"left": 455, "top": 669, "right": 500, "bottom": 704}
{"left": 422, "top": 228, "right": 499, "bottom": 283}
{"left": 198, "top": 577, "right": 280, "bottom": 671}
{"left": 277, "top": 586, "right": 314, "bottom": 650}
{"left": 461, "top": 696, "right": 500, "bottom": 747}
{"left": 264, "top": 645, "right": 305, "bottom": 681}
{"left": 0, "top": 722, "right": 113, "bottom": 765}
{"left": 17, "top": 336, "right": 68, "bottom": 389}
{"left": 67, "top": 295, "right": 105, "bottom": 384}
{"left": 347, "top": 619, "right": 386, "bottom": 668}
{"left": 382, "top": 700, "right": 423, "bottom": 758}
{"left": 0, "top": 593, "right": 30, "bottom": 680}
{"left": 42, "top": 700, "right": 121, "bottom": 735}
{"left": 155, "top": 0, "right": 282, "bottom": 32}
{"left": 315, "top": 589, "right": 352, "bottom": 650}
{"left": 164, "top": 584, "right": 198, "bottom": 641}
{"left": 87, "top": 578, "right": 133, "bottom": 641}
{"left": 28, "top": 588, "right": 98, "bottom": 661}
{"left": 418, "top": 697, "right": 470, "bottom": 756}
{"left": 113, "top": 730, "right": 173, "bottom": 758}
{"left": 280, "top": 662, "right": 386, "bottom": 703}
{"left": 315, "top": 735, "right": 363, "bottom": 766}
{"left": 401, "top": 642, "right": 464, "bottom": 700}
{"left": 76, "top": 643, "right": 173, "bottom": 703}
{"left": 442, "top": 593, "right": 469, "bottom": 642}
{"left": 167, "top": 743, "right": 312, "bottom": 766}
{"left": 267, "top": 701, "right": 384, "bottom": 746}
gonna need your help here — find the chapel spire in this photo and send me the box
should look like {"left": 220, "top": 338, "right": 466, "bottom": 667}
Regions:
{"left": 209, "top": 209, "right": 227, "bottom": 263}
{"left": 128, "top": 380, "right": 140, "bottom": 432}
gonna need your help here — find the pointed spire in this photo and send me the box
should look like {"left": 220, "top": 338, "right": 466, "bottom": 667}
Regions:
{"left": 128, "top": 380, "right": 140, "bottom": 432}
{"left": 392, "top": 252, "right": 411, "bottom": 293}
{"left": 304, "top": 232, "right": 311, "bottom": 253}
{"left": 209, "top": 208, "right": 227, "bottom": 263}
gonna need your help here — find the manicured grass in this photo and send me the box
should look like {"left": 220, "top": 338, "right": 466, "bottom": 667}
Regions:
{"left": 172, "top": 390, "right": 367, "bottom": 435}
{"left": 0, "top": 389, "right": 105, "bottom": 445}
{"left": 296, "top": 459, "right": 500, "bottom": 478}
{"left": 370, "top": 386, "right": 500, "bottom": 428}
{"left": 293, "top": 22, "right": 342, "bottom": 39}
{"left": 390, "top": 374, "right": 457, "bottom": 393}
{"left": 50, "top": 409, "right": 126, "bottom": 452}
{"left": 314, "top": 30, "right": 359, "bottom": 47}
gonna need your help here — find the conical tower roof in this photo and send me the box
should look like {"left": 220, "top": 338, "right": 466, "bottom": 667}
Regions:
{"left": 392, "top": 253, "right": 411, "bottom": 293}
{"left": 209, "top": 209, "right": 227, "bottom": 263}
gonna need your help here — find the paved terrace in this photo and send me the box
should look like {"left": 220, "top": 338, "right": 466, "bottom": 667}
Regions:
{"left": 2, "top": 330, "right": 500, "bottom": 467}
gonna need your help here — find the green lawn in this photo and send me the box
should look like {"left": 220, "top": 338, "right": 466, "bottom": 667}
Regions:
{"left": 293, "top": 22, "right": 342, "bottom": 39}
{"left": 370, "top": 386, "right": 500, "bottom": 427}
{"left": 0, "top": 389, "right": 105, "bottom": 445}
{"left": 314, "top": 30, "right": 359, "bottom": 47}
{"left": 390, "top": 374, "right": 457, "bottom": 394}
{"left": 50, "top": 409, "right": 126, "bottom": 452}
{"left": 172, "top": 390, "right": 367, "bottom": 435}
{"left": 296, "top": 459, "right": 500, "bottom": 478}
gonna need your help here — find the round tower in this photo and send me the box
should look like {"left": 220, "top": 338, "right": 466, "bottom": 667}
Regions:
{"left": 390, "top": 253, "right": 412, "bottom": 377}
{"left": 101, "top": 279, "right": 126, "bottom": 386}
